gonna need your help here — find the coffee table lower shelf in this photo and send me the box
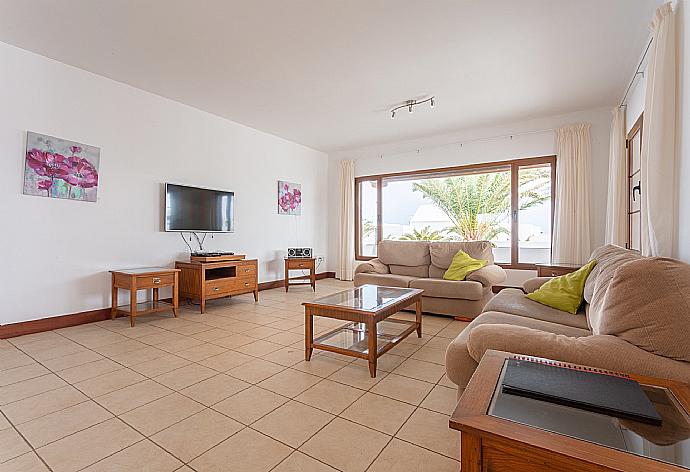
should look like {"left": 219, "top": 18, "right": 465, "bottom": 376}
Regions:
{"left": 312, "top": 319, "right": 418, "bottom": 360}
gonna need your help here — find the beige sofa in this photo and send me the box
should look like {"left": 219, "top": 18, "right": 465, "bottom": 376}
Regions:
{"left": 445, "top": 245, "right": 690, "bottom": 397}
{"left": 354, "top": 240, "right": 506, "bottom": 318}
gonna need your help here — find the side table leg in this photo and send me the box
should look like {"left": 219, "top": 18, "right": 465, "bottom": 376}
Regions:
{"left": 367, "top": 320, "right": 377, "bottom": 377}
{"left": 305, "top": 309, "right": 313, "bottom": 361}
{"left": 129, "top": 287, "right": 137, "bottom": 328}
{"left": 415, "top": 298, "right": 423, "bottom": 338}
{"left": 111, "top": 274, "right": 118, "bottom": 320}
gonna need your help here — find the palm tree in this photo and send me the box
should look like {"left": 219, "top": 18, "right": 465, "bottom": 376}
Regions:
{"left": 399, "top": 226, "right": 446, "bottom": 241}
{"left": 362, "top": 219, "right": 376, "bottom": 238}
{"left": 413, "top": 168, "right": 550, "bottom": 241}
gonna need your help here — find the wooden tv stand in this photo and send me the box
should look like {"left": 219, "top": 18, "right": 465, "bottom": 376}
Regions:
{"left": 175, "top": 258, "right": 258, "bottom": 313}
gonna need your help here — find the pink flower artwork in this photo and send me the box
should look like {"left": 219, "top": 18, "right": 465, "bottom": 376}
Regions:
{"left": 23, "top": 132, "right": 100, "bottom": 202}
{"left": 278, "top": 180, "right": 302, "bottom": 215}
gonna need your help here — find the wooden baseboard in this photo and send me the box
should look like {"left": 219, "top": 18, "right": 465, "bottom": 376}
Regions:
{"left": 0, "top": 272, "right": 337, "bottom": 339}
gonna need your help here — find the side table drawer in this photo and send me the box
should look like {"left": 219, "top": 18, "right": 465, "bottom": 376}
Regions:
{"left": 286, "top": 259, "right": 313, "bottom": 270}
{"left": 137, "top": 273, "right": 175, "bottom": 288}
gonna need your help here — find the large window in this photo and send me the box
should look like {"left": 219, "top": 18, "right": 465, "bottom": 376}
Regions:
{"left": 355, "top": 156, "right": 555, "bottom": 268}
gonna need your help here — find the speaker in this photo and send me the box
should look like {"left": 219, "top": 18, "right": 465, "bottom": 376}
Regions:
{"left": 287, "top": 247, "right": 313, "bottom": 258}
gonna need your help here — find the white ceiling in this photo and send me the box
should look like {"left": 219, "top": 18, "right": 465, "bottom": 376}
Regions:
{"left": 0, "top": 0, "right": 661, "bottom": 152}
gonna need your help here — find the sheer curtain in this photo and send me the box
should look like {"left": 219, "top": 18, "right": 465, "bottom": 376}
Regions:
{"left": 605, "top": 107, "right": 628, "bottom": 246}
{"left": 338, "top": 160, "right": 355, "bottom": 280}
{"left": 641, "top": 2, "right": 676, "bottom": 257}
{"left": 552, "top": 123, "right": 592, "bottom": 264}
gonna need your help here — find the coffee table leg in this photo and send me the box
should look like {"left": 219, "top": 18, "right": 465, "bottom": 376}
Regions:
{"left": 415, "top": 298, "right": 423, "bottom": 338}
{"left": 305, "top": 309, "right": 313, "bottom": 361}
{"left": 367, "top": 320, "right": 377, "bottom": 377}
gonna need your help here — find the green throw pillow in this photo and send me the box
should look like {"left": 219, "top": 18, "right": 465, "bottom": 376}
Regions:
{"left": 443, "top": 250, "right": 487, "bottom": 281}
{"left": 526, "top": 260, "right": 598, "bottom": 314}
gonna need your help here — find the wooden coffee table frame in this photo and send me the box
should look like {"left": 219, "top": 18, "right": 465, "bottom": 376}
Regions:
{"left": 449, "top": 350, "right": 690, "bottom": 472}
{"left": 303, "top": 287, "right": 423, "bottom": 378}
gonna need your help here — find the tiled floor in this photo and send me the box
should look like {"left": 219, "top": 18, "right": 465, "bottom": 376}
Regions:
{"left": 0, "top": 279, "right": 467, "bottom": 472}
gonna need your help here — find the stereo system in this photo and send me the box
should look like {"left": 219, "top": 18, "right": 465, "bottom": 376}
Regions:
{"left": 287, "top": 247, "right": 313, "bottom": 258}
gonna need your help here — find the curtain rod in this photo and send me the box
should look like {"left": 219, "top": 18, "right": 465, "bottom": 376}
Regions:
{"left": 619, "top": 37, "right": 653, "bottom": 108}
{"left": 370, "top": 128, "right": 556, "bottom": 160}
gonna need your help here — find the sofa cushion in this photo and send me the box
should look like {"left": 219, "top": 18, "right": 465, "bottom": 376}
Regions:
{"left": 483, "top": 288, "right": 589, "bottom": 329}
{"left": 353, "top": 273, "right": 418, "bottom": 288}
{"left": 389, "top": 264, "right": 429, "bottom": 278}
{"left": 354, "top": 258, "right": 390, "bottom": 275}
{"left": 428, "top": 241, "right": 494, "bottom": 277}
{"left": 526, "top": 260, "right": 597, "bottom": 315}
{"left": 584, "top": 245, "right": 642, "bottom": 330}
{"left": 466, "top": 264, "right": 507, "bottom": 287}
{"left": 596, "top": 257, "right": 690, "bottom": 362}
{"left": 409, "top": 278, "right": 484, "bottom": 300}
{"left": 377, "top": 240, "right": 430, "bottom": 267}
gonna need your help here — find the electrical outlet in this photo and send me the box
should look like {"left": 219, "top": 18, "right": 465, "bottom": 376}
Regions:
{"left": 316, "top": 255, "right": 325, "bottom": 263}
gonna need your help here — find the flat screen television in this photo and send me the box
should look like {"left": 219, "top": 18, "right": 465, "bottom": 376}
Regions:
{"left": 165, "top": 183, "right": 234, "bottom": 232}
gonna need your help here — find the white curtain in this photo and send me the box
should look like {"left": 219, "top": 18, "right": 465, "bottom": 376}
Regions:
{"left": 338, "top": 160, "right": 355, "bottom": 281}
{"left": 552, "top": 123, "right": 592, "bottom": 264}
{"left": 641, "top": 2, "right": 676, "bottom": 257}
{"left": 605, "top": 107, "right": 628, "bottom": 246}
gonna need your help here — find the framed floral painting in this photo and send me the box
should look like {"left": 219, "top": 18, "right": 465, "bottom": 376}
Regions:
{"left": 23, "top": 131, "right": 100, "bottom": 202}
{"left": 278, "top": 180, "right": 301, "bottom": 215}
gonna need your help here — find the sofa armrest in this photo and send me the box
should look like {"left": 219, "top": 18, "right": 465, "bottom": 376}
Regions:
{"left": 466, "top": 264, "right": 506, "bottom": 287}
{"left": 465, "top": 325, "right": 690, "bottom": 383}
{"left": 522, "top": 277, "right": 552, "bottom": 293}
{"left": 354, "top": 258, "right": 389, "bottom": 275}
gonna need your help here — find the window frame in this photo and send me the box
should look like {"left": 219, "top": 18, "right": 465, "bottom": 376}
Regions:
{"left": 626, "top": 113, "right": 643, "bottom": 253}
{"left": 354, "top": 155, "right": 556, "bottom": 269}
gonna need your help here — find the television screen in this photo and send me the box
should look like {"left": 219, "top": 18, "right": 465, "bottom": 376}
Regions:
{"left": 165, "top": 183, "right": 234, "bottom": 232}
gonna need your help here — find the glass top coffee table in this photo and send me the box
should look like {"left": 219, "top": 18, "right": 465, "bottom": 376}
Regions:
{"left": 302, "top": 284, "right": 424, "bottom": 377}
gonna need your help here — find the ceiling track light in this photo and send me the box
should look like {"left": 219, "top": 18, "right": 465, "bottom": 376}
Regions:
{"left": 390, "top": 96, "right": 435, "bottom": 119}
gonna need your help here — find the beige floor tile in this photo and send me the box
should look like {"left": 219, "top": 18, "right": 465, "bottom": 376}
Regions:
{"left": 152, "top": 409, "right": 243, "bottom": 462}
{"left": 409, "top": 346, "right": 447, "bottom": 365}
{"left": 137, "top": 331, "right": 188, "bottom": 346}
{"left": 180, "top": 374, "right": 249, "bottom": 406}
{"left": 129, "top": 355, "right": 191, "bottom": 378}
{"left": 420, "top": 385, "right": 458, "bottom": 415}
{"left": 16, "top": 400, "right": 112, "bottom": 448}
{"left": 211, "top": 334, "right": 256, "bottom": 350}
{"left": 189, "top": 428, "right": 291, "bottom": 472}
{"left": 263, "top": 331, "right": 304, "bottom": 346}
{"left": 436, "top": 323, "right": 467, "bottom": 339}
{"left": 226, "top": 359, "right": 286, "bottom": 384}
{"left": 260, "top": 346, "right": 304, "bottom": 367}
{"left": 91, "top": 339, "right": 147, "bottom": 357}
{"left": 0, "top": 427, "right": 31, "bottom": 462}
{"left": 299, "top": 418, "right": 390, "bottom": 472}
{"left": 108, "top": 346, "right": 169, "bottom": 367}
{"left": 367, "top": 438, "right": 458, "bottom": 472}
{"left": 94, "top": 380, "right": 172, "bottom": 415}
{"left": 243, "top": 326, "right": 283, "bottom": 339}
{"left": 191, "top": 328, "right": 234, "bottom": 342}
{"left": 327, "top": 365, "right": 388, "bottom": 390}
{"left": 41, "top": 350, "right": 104, "bottom": 372}
{"left": 386, "top": 343, "right": 420, "bottom": 357}
{"left": 392, "top": 359, "right": 446, "bottom": 384}
{"left": 156, "top": 337, "right": 205, "bottom": 353}
{"left": 258, "top": 369, "right": 322, "bottom": 397}
{"left": 423, "top": 336, "right": 453, "bottom": 351}
{"left": 153, "top": 364, "right": 216, "bottom": 390}
{"left": 396, "top": 408, "right": 460, "bottom": 459}
{"left": 199, "top": 350, "right": 254, "bottom": 372}
{"left": 119, "top": 393, "right": 204, "bottom": 436}
{"left": 74, "top": 369, "right": 146, "bottom": 398}
{"left": 253, "top": 400, "right": 334, "bottom": 447}
{"left": 340, "top": 393, "right": 415, "bottom": 435}
{"left": 2, "top": 385, "right": 87, "bottom": 425}
{"left": 353, "top": 353, "right": 405, "bottom": 373}
{"left": 166, "top": 323, "right": 215, "bottom": 336}
{"left": 370, "top": 374, "right": 434, "bottom": 406}
{"left": 0, "top": 363, "right": 49, "bottom": 387}
{"left": 37, "top": 418, "right": 143, "bottom": 472}
{"left": 0, "top": 451, "right": 50, "bottom": 471}
{"left": 291, "top": 356, "right": 349, "bottom": 378}
{"left": 295, "top": 379, "right": 364, "bottom": 415}
{"left": 56, "top": 359, "right": 122, "bottom": 384}
{"left": 272, "top": 451, "right": 339, "bottom": 472}
{"left": 30, "top": 344, "right": 90, "bottom": 362}
{"left": 213, "top": 386, "right": 288, "bottom": 425}
{"left": 176, "top": 343, "right": 227, "bottom": 362}
{"left": 0, "top": 413, "right": 9, "bottom": 430}
{"left": 0, "top": 374, "right": 67, "bottom": 406}
{"left": 438, "top": 374, "right": 456, "bottom": 389}
{"left": 81, "top": 439, "right": 182, "bottom": 472}
{"left": 234, "top": 340, "right": 282, "bottom": 357}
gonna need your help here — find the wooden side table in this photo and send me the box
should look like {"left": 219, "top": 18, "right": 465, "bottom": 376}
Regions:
{"left": 110, "top": 267, "right": 180, "bottom": 327}
{"left": 535, "top": 262, "right": 581, "bottom": 278}
{"left": 284, "top": 257, "right": 316, "bottom": 292}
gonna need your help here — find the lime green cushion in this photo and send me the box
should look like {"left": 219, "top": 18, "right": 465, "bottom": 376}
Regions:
{"left": 526, "top": 260, "right": 598, "bottom": 314}
{"left": 443, "top": 250, "right": 488, "bottom": 281}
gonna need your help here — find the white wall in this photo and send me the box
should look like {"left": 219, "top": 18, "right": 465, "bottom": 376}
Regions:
{"left": 0, "top": 42, "right": 329, "bottom": 324}
{"left": 327, "top": 107, "right": 612, "bottom": 282}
